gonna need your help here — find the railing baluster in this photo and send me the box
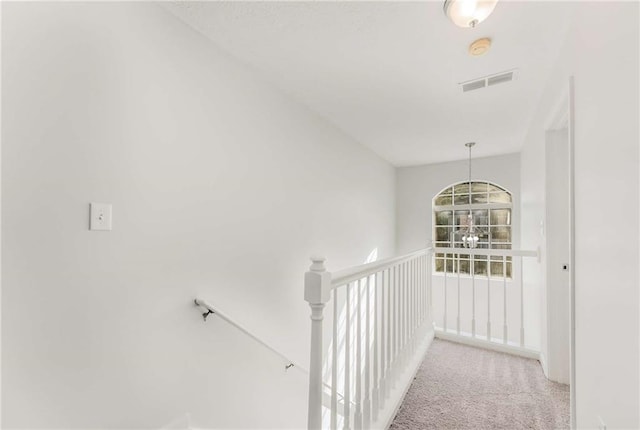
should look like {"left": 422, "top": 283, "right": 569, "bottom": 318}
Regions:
{"left": 487, "top": 259, "right": 491, "bottom": 341}
{"left": 371, "top": 272, "right": 383, "bottom": 422}
{"left": 424, "top": 253, "right": 428, "bottom": 323}
{"left": 331, "top": 288, "right": 338, "bottom": 430}
{"left": 503, "top": 256, "right": 508, "bottom": 344}
{"left": 411, "top": 257, "right": 420, "bottom": 338}
{"left": 375, "top": 270, "right": 383, "bottom": 414}
{"left": 395, "top": 264, "right": 400, "bottom": 370}
{"left": 378, "top": 270, "right": 389, "bottom": 409}
{"left": 344, "top": 283, "right": 351, "bottom": 430}
{"left": 418, "top": 256, "right": 422, "bottom": 324}
{"left": 402, "top": 262, "right": 407, "bottom": 367}
{"left": 396, "top": 262, "right": 401, "bottom": 366}
{"left": 428, "top": 252, "right": 433, "bottom": 318}
{"left": 386, "top": 267, "right": 393, "bottom": 394}
{"left": 424, "top": 253, "right": 435, "bottom": 320}
{"left": 444, "top": 252, "right": 448, "bottom": 332}
{"left": 410, "top": 259, "right": 415, "bottom": 353}
{"left": 406, "top": 261, "right": 410, "bottom": 355}
{"left": 471, "top": 253, "right": 476, "bottom": 338}
{"left": 355, "top": 279, "right": 363, "bottom": 429}
{"left": 364, "top": 276, "right": 371, "bottom": 429}
{"left": 457, "top": 253, "right": 461, "bottom": 334}
{"left": 520, "top": 256, "right": 525, "bottom": 347}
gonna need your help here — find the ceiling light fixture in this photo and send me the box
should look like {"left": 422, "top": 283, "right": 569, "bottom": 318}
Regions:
{"left": 456, "top": 142, "right": 485, "bottom": 248}
{"left": 443, "top": 0, "right": 499, "bottom": 28}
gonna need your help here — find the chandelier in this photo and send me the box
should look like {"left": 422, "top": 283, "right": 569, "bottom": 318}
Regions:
{"left": 456, "top": 142, "right": 485, "bottom": 248}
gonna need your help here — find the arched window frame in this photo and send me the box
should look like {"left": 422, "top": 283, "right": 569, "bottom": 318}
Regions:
{"left": 433, "top": 180, "right": 513, "bottom": 278}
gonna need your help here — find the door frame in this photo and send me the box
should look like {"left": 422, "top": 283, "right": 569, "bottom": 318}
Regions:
{"left": 544, "top": 76, "right": 576, "bottom": 429}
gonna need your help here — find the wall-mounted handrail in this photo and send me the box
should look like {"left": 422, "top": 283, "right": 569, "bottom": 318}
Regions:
{"left": 194, "top": 298, "right": 353, "bottom": 407}
{"left": 194, "top": 298, "right": 307, "bottom": 372}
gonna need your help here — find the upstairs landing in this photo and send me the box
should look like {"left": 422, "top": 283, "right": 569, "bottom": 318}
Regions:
{"left": 390, "top": 339, "right": 569, "bottom": 429}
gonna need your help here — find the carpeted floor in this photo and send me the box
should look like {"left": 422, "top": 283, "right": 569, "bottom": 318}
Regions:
{"left": 390, "top": 339, "right": 570, "bottom": 430}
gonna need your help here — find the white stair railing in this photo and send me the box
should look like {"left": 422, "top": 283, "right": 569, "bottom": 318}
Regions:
{"left": 304, "top": 248, "right": 433, "bottom": 430}
{"left": 430, "top": 247, "right": 538, "bottom": 357}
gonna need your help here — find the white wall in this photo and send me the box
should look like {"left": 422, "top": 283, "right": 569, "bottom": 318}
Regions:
{"left": 1, "top": 2, "right": 396, "bottom": 428}
{"left": 520, "top": 2, "right": 639, "bottom": 428}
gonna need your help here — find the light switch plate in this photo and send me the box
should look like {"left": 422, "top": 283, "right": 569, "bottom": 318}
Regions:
{"left": 90, "top": 203, "right": 112, "bottom": 231}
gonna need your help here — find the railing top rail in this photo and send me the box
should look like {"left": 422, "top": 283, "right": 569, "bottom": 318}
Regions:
{"left": 331, "top": 247, "right": 431, "bottom": 288}
{"left": 433, "top": 247, "right": 538, "bottom": 257}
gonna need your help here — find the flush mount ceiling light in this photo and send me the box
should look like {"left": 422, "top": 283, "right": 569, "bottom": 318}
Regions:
{"left": 443, "top": 0, "right": 499, "bottom": 28}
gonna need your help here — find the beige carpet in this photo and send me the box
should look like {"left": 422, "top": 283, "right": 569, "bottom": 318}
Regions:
{"left": 390, "top": 339, "right": 570, "bottom": 430}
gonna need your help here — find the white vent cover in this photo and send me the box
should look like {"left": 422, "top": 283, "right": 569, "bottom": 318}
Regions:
{"left": 460, "top": 69, "right": 518, "bottom": 93}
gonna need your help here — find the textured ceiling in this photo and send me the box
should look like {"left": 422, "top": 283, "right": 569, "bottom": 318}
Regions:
{"left": 164, "top": 1, "right": 574, "bottom": 166}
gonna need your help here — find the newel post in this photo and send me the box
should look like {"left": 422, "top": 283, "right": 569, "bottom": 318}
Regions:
{"left": 304, "top": 256, "right": 331, "bottom": 430}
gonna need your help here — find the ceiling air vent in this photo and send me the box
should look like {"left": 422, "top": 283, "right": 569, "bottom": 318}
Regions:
{"left": 462, "top": 79, "right": 486, "bottom": 92}
{"left": 459, "top": 69, "right": 518, "bottom": 93}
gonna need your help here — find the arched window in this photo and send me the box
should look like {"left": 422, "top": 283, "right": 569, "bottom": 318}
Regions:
{"left": 433, "top": 181, "right": 512, "bottom": 277}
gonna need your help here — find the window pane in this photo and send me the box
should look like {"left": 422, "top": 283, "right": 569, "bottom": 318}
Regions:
{"left": 459, "top": 259, "right": 470, "bottom": 274}
{"left": 454, "top": 183, "right": 470, "bottom": 194}
{"left": 435, "top": 227, "right": 452, "bottom": 242}
{"left": 473, "top": 209, "right": 489, "bottom": 225}
{"left": 435, "top": 211, "right": 453, "bottom": 226}
{"left": 491, "top": 227, "right": 511, "bottom": 242}
{"left": 435, "top": 195, "right": 452, "bottom": 205}
{"left": 471, "top": 193, "right": 487, "bottom": 204}
{"left": 490, "top": 261, "right": 507, "bottom": 276}
{"left": 440, "top": 187, "right": 453, "bottom": 195}
{"left": 471, "top": 182, "right": 488, "bottom": 193}
{"left": 435, "top": 258, "right": 444, "bottom": 272}
{"left": 455, "top": 210, "right": 470, "bottom": 226}
{"left": 488, "top": 184, "right": 507, "bottom": 192}
{"left": 445, "top": 258, "right": 455, "bottom": 273}
{"left": 489, "top": 191, "right": 512, "bottom": 203}
{"left": 454, "top": 194, "right": 469, "bottom": 205}
{"left": 490, "top": 209, "right": 511, "bottom": 225}
{"left": 474, "top": 260, "right": 488, "bottom": 276}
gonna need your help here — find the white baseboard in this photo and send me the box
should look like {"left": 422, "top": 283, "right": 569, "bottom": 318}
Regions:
{"left": 434, "top": 328, "right": 540, "bottom": 361}
{"left": 539, "top": 351, "right": 549, "bottom": 377}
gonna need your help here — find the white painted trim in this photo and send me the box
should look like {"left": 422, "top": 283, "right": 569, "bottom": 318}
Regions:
{"left": 568, "top": 76, "right": 577, "bottom": 430}
{"left": 434, "top": 328, "right": 540, "bottom": 360}
{"left": 540, "top": 351, "right": 549, "bottom": 378}
{"left": 433, "top": 247, "right": 538, "bottom": 258}
{"left": 542, "top": 77, "right": 576, "bottom": 428}
{"left": 0, "top": 1, "right": 4, "bottom": 424}
{"left": 545, "top": 83, "right": 570, "bottom": 131}
{"left": 331, "top": 248, "right": 430, "bottom": 288}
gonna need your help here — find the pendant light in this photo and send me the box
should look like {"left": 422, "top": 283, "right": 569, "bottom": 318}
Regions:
{"left": 456, "top": 142, "right": 484, "bottom": 248}
{"left": 443, "top": 0, "right": 498, "bottom": 29}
